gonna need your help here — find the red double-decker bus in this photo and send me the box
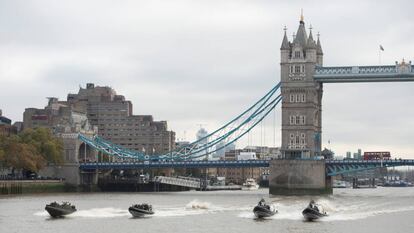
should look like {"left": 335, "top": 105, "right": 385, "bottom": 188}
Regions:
{"left": 363, "top": 151, "right": 391, "bottom": 160}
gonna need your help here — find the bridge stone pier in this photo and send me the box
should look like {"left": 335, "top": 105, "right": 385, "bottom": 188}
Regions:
{"left": 269, "top": 160, "right": 332, "bottom": 195}
{"left": 270, "top": 15, "right": 414, "bottom": 195}
{"left": 38, "top": 133, "right": 99, "bottom": 187}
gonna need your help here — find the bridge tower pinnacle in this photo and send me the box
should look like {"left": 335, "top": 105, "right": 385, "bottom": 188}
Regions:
{"left": 280, "top": 17, "right": 323, "bottom": 159}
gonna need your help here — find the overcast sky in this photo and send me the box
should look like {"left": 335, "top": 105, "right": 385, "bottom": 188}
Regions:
{"left": 0, "top": 0, "right": 413, "bottom": 158}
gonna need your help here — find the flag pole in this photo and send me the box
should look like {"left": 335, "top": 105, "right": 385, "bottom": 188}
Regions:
{"left": 379, "top": 48, "right": 381, "bottom": 65}
{"left": 379, "top": 45, "right": 384, "bottom": 65}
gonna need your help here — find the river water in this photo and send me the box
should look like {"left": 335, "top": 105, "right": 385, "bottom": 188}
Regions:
{"left": 1, "top": 187, "right": 414, "bottom": 233}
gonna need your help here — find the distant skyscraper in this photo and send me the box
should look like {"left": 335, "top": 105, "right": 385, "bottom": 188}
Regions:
{"left": 215, "top": 141, "right": 236, "bottom": 159}
{"left": 196, "top": 128, "right": 208, "bottom": 143}
{"left": 353, "top": 153, "right": 359, "bottom": 159}
{"left": 195, "top": 128, "right": 209, "bottom": 160}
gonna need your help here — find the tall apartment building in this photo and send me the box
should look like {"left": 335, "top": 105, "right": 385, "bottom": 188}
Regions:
{"left": 66, "top": 83, "right": 175, "bottom": 154}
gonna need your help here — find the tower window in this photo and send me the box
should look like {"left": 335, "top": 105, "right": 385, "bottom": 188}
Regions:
{"left": 295, "top": 66, "right": 301, "bottom": 73}
{"left": 295, "top": 51, "right": 301, "bottom": 58}
{"left": 290, "top": 116, "right": 295, "bottom": 125}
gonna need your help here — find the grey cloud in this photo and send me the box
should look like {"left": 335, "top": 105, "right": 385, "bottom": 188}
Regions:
{"left": 0, "top": 0, "right": 413, "bottom": 157}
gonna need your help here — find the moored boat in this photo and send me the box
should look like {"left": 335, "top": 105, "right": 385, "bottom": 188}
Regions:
{"left": 128, "top": 203, "right": 154, "bottom": 217}
{"left": 45, "top": 202, "right": 76, "bottom": 218}
{"left": 333, "top": 180, "right": 350, "bottom": 188}
{"left": 242, "top": 178, "right": 259, "bottom": 190}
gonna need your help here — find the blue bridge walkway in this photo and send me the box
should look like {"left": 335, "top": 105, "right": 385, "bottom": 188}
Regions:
{"left": 79, "top": 159, "right": 414, "bottom": 176}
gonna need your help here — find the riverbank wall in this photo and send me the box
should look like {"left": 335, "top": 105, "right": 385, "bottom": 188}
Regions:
{"left": 0, "top": 180, "right": 77, "bottom": 195}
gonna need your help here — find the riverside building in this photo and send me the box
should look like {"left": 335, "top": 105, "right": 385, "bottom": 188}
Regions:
{"left": 66, "top": 83, "right": 175, "bottom": 155}
{"left": 0, "top": 110, "right": 17, "bottom": 136}
{"left": 24, "top": 83, "right": 176, "bottom": 156}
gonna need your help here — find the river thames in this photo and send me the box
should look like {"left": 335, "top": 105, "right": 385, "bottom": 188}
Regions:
{"left": 1, "top": 187, "right": 414, "bottom": 233}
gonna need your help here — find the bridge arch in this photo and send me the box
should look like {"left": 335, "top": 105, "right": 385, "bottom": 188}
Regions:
{"left": 78, "top": 142, "right": 96, "bottom": 163}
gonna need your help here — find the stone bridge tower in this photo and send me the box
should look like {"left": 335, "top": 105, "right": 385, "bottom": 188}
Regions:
{"left": 280, "top": 14, "right": 323, "bottom": 159}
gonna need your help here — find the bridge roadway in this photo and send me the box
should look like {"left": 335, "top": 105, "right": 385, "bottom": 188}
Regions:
{"left": 313, "top": 64, "right": 414, "bottom": 83}
{"left": 79, "top": 159, "right": 414, "bottom": 176}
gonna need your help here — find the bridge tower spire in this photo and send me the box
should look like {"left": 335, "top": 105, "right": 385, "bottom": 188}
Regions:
{"left": 316, "top": 32, "right": 323, "bottom": 65}
{"left": 280, "top": 17, "right": 323, "bottom": 159}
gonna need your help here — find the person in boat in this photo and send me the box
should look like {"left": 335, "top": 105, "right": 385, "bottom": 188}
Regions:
{"left": 258, "top": 198, "right": 266, "bottom": 206}
{"left": 258, "top": 198, "right": 271, "bottom": 209}
{"left": 134, "top": 203, "right": 151, "bottom": 211}
{"left": 308, "top": 200, "right": 319, "bottom": 212}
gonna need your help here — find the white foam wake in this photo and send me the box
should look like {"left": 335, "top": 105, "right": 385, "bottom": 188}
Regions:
{"left": 72, "top": 208, "right": 129, "bottom": 218}
{"left": 34, "top": 208, "right": 130, "bottom": 218}
{"left": 185, "top": 199, "right": 211, "bottom": 210}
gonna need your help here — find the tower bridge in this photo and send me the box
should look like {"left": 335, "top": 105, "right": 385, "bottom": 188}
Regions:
{"left": 55, "top": 14, "right": 414, "bottom": 194}
{"left": 274, "top": 14, "right": 414, "bottom": 195}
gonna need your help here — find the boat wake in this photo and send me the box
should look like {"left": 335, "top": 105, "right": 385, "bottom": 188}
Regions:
{"left": 34, "top": 200, "right": 246, "bottom": 219}
{"left": 34, "top": 208, "right": 130, "bottom": 218}
{"left": 185, "top": 200, "right": 211, "bottom": 210}
{"left": 238, "top": 198, "right": 414, "bottom": 221}
{"left": 73, "top": 208, "right": 129, "bottom": 218}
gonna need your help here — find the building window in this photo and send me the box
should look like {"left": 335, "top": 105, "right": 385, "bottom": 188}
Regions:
{"left": 300, "top": 116, "right": 306, "bottom": 125}
{"left": 290, "top": 116, "right": 295, "bottom": 125}
{"left": 301, "top": 94, "right": 306, "bottom": 102}
{"left": 290, "top": 94, "right": 294, "bottom": 102}
{"left": 295, "top": 65, "right": 301, "bottom": 73}
{"left": 289, "top": 132, "right": 307, "bottom": 149}
{"left": 295, "top": 51, "right": 301, "bottom": 58}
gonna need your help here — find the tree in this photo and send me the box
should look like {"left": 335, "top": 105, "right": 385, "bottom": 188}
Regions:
{"left": 0, "top": 128, "right": 64, "bottom": 173}
{"left": 4, "top": 140, "right": 45, "bottom": 172}
{"left": 19, "top": 128, "right": 64, "bottom": 165}
{"left": 0, "top": 147, "right": 5, "bottom": 164}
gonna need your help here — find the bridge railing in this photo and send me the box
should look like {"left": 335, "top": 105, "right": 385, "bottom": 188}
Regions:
{"left": 154, "top": 176, "right": 201, "bottom": 189}
{"left": 313, "top": 63, "right": 414, "bottom": 83}
{"left": 314, "top": 65, "right": 399, "bottom": 76}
